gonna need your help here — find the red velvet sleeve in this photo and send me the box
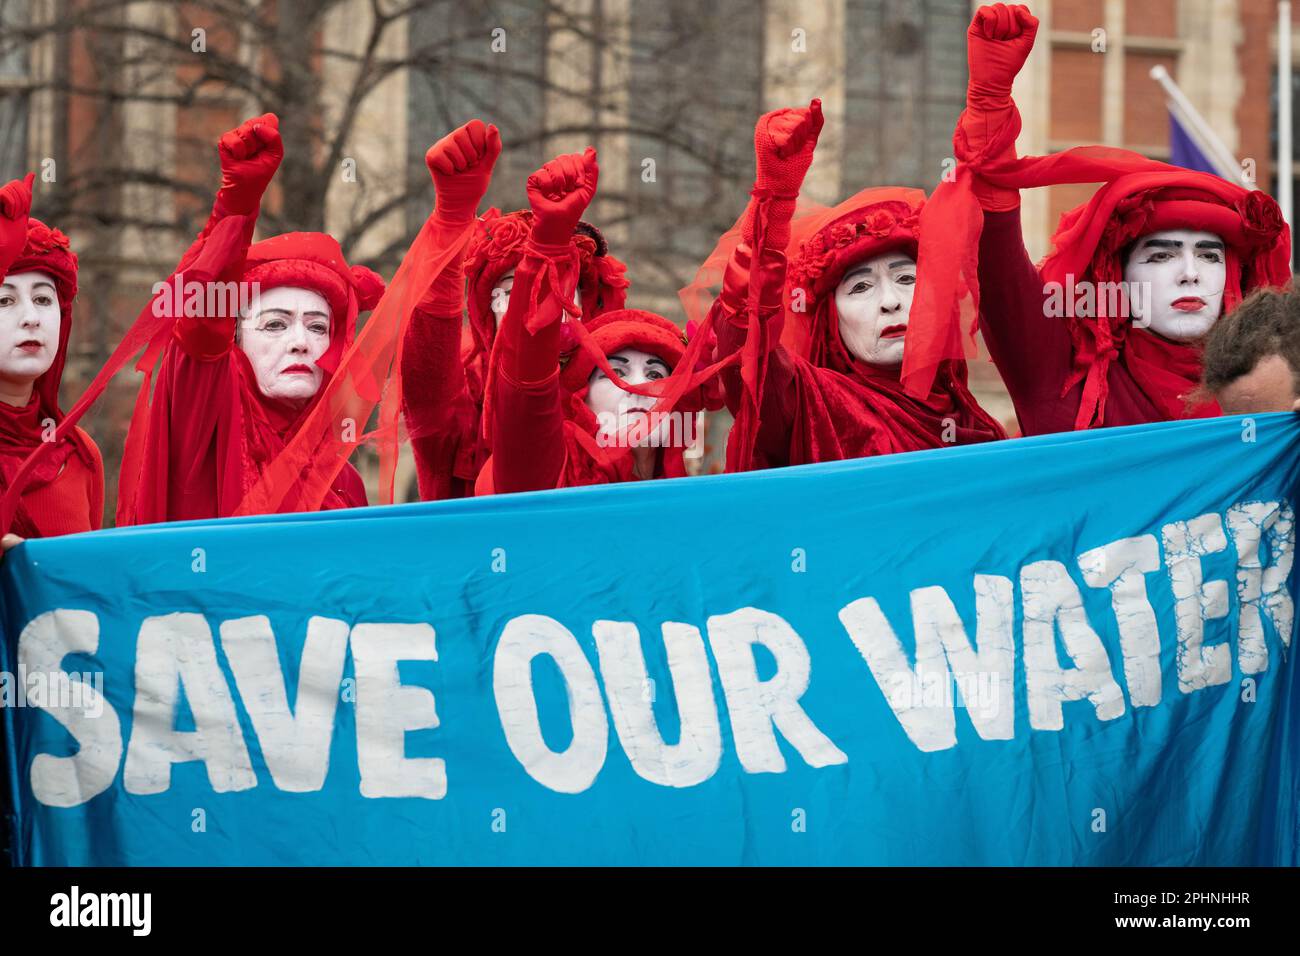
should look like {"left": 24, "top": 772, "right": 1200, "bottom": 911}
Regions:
{"left": 489, "top": 251, "right": 568, "bottom": 494}
{"left": 977, "top": 208, "right": 1074, "bottom": 421}
{"left": 711, "top": 243, "right": 805, "bottom": 467}
{"left": 402, "top": 307, "right": 476, "bottom": 501}
{"left": 171, "top": 198, "right": 259, "bottom": 361}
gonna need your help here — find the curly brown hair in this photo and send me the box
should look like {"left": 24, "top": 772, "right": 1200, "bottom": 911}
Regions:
{"left": 1202, "top": 280, "right": 1300, "bottom": 395}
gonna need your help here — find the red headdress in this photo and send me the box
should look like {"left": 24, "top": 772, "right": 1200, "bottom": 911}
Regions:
{"left": 462, "top": 211, "right": 629, "bottom": 399}
{"left": 240, "top": 231, "right": 385, "bottom": 375}
{"left": 906, "top": 125, "right": 1293, "bottom": 427}
{"left": 785, "top": 189, "right": 924, "bottom": 367}
{"left": 0, "top": 219, "right": 98, "bottom": 535}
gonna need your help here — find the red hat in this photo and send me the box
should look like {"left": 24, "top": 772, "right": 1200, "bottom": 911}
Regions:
{"left": 240, "top": 231, "right": 385, "bottom": 374}
{"left": 7, "top": 217, "right": 78, "bottom": 415}
{"left": 464, "top": 210, "right": 629, "bottom": 371}
{"left": 559, "top": 308, "right": 688, "bottom": 394}
{"left": 788, "top": 191, "right": 924, "bottom": 302}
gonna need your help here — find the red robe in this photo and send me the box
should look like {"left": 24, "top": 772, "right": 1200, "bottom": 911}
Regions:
{"left": 401, "top": 311, "right": 486, "bottom": 501}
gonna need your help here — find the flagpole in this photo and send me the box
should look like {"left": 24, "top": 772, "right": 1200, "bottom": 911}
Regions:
{"left": 1149, "top": 64, "right": 1242, "bottom": 181}
{"left": 1279, "top": 1, "right": 1293, "bottom": 232}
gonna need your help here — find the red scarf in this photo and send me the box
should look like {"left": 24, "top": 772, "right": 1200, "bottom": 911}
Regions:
{"left": 777, "top": 296, "right": 1005, "bottom": 466}
{"left": 1121, "top": 328, "right": 1221, "bottom": 422}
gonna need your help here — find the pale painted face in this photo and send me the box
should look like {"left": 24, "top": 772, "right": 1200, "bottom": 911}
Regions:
{"left": 1215, "top": 353, "right": 1300, "bottom": 414}
{"left": 0, "top": 271, "right": 61, "bottom": 394}
{"left": 237, "top": 286, "right": 331, "bottom": 404}
{"left": 490, "top": 268, "right": 581, "bottom": 326}
{"left": 586, "top": 347, "right": 673, "bottom": 447}
{"left": 833, "top": 253, "right": 916, "bottom": 368}
{"left": 1124, "top": 229, "right": 1226, "bottom": 342}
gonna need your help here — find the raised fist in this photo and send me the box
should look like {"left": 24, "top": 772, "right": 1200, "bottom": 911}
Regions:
{"left": 0, "top": 173, "right": 34, "bottom": 265}
{"left": 754, "top": 99, "right": 823, "bottom": 197}
{"left": 216, "top": 113, "right": 283, "bottom": 215}
{"left": 527, "top": 148, "right": 598, "bottom": 246}
{"left": 967, "top": 4, "right": 1039, "bottom": 109}
{"left": 427, "top": 119, "right": 502, "bottom": 223}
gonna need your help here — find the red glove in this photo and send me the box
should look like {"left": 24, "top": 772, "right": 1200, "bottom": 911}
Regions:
{"left": 754, "top": 99, "right": 823, "bottom": 199}
{"left": 527, "top": 148, "right": 598, "bottom": 247}
{"left": 746, "top": 99, "right": 822, "bottom": 246}
{"left": 427, "top": 119, "right": 502, "bottom": 224}
{"left": 967, "top": 3, "right": 1038, "bottom": 111}
{"left": 0, "top": 173, "right": 34, "bottom": 269}
{"left": 215, "top": 113, "right": 283, "bottom": 217}
{"left": 961, "top": 4, "right": 1037, "bottom": 211}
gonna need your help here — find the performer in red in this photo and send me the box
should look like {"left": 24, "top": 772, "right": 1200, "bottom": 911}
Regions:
{"left": 480, "top": 149, "right": 715, "bottom": 493}
{"left": 401, "top": 120, "right": 629, "bottom": 500}
{"left": 916, "top": 3, "right": 1291, "bottom": 434}
{"left": 117, "top": 114, "right": 385, "bottom": 524}
{"left": 0, "top": 174, "right": 103, "bottom": 548}
{"left": 701, "top": 100, "right": 1006, "bottom": 473}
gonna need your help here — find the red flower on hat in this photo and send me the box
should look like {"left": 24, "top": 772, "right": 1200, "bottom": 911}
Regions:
{"left": 864, "top": 210, "right": 896, "bottom": 237}
{"left": 1237, "top": 190, "right": 1286, "bottom": 245}
{"left": 24, "top": 219, "right": 71, "bottom": 255}
{"left": 483, "top": 212, "right": 532, "bottom": 261}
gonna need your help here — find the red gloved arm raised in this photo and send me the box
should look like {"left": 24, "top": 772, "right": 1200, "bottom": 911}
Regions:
{"left": 958, "top": 3, "right": 1038, "bottom": 211}
{"left": 713, "top": 102, "right": 822, "bottom": 464}
{"left": 403, "top": 120, "right": 501, "bottom": 497}
{"left": 490, "top": 149, "right": 597, "bottom": 494}
{"left": 174, "top": 115, "right": 283, "bottom": 359}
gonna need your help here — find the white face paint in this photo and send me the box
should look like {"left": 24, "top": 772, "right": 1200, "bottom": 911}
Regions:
{"left": 1124, "top": 229, "right": 1226, "bottom": 342}
{"left": 586, "top": 347, "right": 673, "bottom": 447}
{"left": 237, "top": 285, "right": 331, "bottom": 404}
{"left": 0, "top": 271, "right": 61, "bottom": 396}
{"left": 833, "top": 252, "right": 916, "bottom": 368}
{"left": 490, "top": 268, "right": 581, "bottom": 327}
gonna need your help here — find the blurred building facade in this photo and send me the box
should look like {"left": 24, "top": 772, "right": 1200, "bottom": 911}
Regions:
{"left": 0, "top": 0, "right": 1292, "bottom": 514}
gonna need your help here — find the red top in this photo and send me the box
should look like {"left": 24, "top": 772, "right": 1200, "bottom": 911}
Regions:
{"left": 0, "top": 424, "right": 102, "bottom": 537}
{"left": 402, "top": 312, "right": 484, "bottom": 500}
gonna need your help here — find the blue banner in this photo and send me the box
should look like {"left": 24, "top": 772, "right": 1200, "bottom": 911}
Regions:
{"left": 3, "top": 415, "right": 1298, "bottom": 866}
